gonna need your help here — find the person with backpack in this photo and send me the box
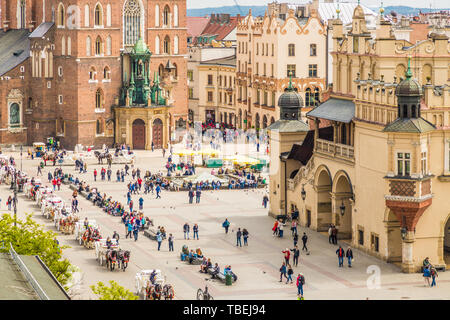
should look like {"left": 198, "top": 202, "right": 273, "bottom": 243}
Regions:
{"left": 336, "top": 246, "right": 345, "bottom": 267}
{"left": 296, "top": 273, "right": 305, "bottom": 298}
{"left": 138, "top": 197, "right": 144, "bottom": 211}
{"left": 222, "top": 219, "right": 230, "bottom": 234}
{"left": 156, "top": 184, "right": 161, "bottom": 199}
{"left": 279, "top": 262, "right": 287, "bottom": 282}
{"left": 430, "top": 266, "right": 438, "bottom": 287}
{"left": 242, "top": 228, "right": 249, "bottom": 246}
{"left": 286, "top": 264, "right": 294, "bottom": 284}
{"left": 346, "top": 247, "right": 353, "bottom": 268}
{"left": 423, "top": 266, "right": 431, "bottom": 286}
{"left": 168, "top": 234, "right": 174, "bottom": 252}
{"left": 183, "top": 222, "right": 190, "bottom": 240}
{"left": 262, "top": 195, "right": 269, "bottom": 208}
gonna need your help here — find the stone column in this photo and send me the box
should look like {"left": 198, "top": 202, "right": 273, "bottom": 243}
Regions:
{"left": 401, "top": 231, "right": 415, "bottom": 273}
{"left": 145, "top": 117, "right": 151, "bottom": 150}
{"left": 125, "top": 117, "right": 130, "bottom": 146}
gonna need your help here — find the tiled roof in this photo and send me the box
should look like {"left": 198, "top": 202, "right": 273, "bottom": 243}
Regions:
{"left": 306, "top": 98, "right": 355, "bottom": 123}
{"left": 187, "top": 17, "right": 209, "bottom": 37}
{"left": 267, "top": 119, "right": 309, "bottom": 133}
{"left": 383, "top": 118, "right": 435, "bottom": 133}
{"left": 201, "top": 16, "right": 243, "bottom": 41}
{"left": 29, "top": 22, "right": 54, "bottom": 38}
{"left": 0, "top": 29, "right": 30, "bottom": 76}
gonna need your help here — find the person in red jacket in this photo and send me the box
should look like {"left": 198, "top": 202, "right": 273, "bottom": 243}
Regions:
{"left": 93, "top": 169, "right": 97, "bottom": 181}
{"left": 137, "top": 177, "right": 142, "bottom": 191}
{"left": 52, "top": 178, "right": 57, "bottom": 190}
{"left": 336, "top": 246, "right": 345, "bottom": 267}
{"left": 56, "top": 177, "right": 61, "bottom": 191}
{"left": 282, "top": 248, "right": 291, "bottom": 265}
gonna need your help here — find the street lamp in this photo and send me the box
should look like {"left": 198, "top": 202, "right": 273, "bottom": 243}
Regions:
{"left": 13, "top": 175, "right": 18, "bottom": 227}
{"left": 401, "top": 226, "right": 407, "bottom": 240}
{"left": 339, "top": 200, "right": 346, "bottom": 217}
{"left": 20, "top": 145, "right": 23, "bottom": 172}
{"left": 301, "top": 185, "right": 306, "bottom": 201}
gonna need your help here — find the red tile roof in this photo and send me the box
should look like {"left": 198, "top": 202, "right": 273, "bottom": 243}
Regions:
{"left": 200, "top": 14, "right": 243, "bottom": 41}
{"left": 187, "top": 17, "right": 210, "bottom": 37}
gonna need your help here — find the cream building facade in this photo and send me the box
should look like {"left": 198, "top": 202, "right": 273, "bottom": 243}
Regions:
{"left": 268, "top": 5, "right": 450, "bottom": 273}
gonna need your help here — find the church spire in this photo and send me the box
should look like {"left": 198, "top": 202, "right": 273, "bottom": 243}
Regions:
{"left": 405, "top": 56, "right": 412, "bottom": 80}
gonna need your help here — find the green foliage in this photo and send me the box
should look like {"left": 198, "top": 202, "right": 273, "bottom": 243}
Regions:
{"left": 91, "top": 281, "right": 139, "bottom": 300}
{"left": 0, "top": 213, "right": 72, "bottom": 286}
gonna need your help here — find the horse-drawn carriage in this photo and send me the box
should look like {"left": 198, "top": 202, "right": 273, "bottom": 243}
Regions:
{"left": 33, "top": 142, "right": 46, "bottom": 157}
{"left": 54, "top": 207, "right": 78, "bottom": 234}
{"left": 135, "top": 270, "right": 174, "bottom": 300}
{"left": 80, "top": 226, "right": 101, "bottom": 249}
{"left": 74, "top": 219, "right": 98, "bottom": 241}
{"left": 41, "top": 195, "right": 64, "bottom": 220}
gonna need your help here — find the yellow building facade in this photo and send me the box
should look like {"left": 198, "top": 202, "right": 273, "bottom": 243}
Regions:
{"left": 269, "top": 6, "right": 450, "bottom": 273}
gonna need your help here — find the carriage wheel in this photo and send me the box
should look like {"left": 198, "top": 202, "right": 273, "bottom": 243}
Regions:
{"left": 196, "top": 289, "right": 204, "bottom": 300}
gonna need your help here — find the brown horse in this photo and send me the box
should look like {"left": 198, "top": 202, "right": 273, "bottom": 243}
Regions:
{"left": 94, "top": 151, "right": 112, "bottom": 164}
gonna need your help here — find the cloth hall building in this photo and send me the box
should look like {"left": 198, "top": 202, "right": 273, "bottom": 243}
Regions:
{"left": 268, "top": 5, "right": 450, "bottom": 273}
{"left": 0, "top": 0, "right": 187, "bottom": 149}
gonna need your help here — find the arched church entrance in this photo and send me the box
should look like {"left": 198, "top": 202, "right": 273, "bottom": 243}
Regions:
{"left": 132, "top": 119, "right": 146, "bottom": 149}
{"left": 152, "top": 118, "right": 163, "bottom": 149}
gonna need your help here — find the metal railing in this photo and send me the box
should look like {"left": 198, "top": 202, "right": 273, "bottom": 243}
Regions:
{"left": 9, "top": 243, "right": 50, "bottom": 300}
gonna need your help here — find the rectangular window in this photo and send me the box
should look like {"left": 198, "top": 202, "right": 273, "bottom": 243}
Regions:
{"left": 272, "top": 44, "right": 274, "bottom": 56}
{"left": 256, "top": 63, "right": 259, "bottom": 75}
{"left": 256, "top": 43, "right": 259, "bottom": 55}
{"left": 58, "top": 95, "right": 63, "bottom": 104}
{"left": 358, "top": 229, "right": 364, "bottom": 246}
{"left": 287, "top": 64, "right": 296, "bottom": 78}
{"left": 308, "top": 64, "right": 317, "bottom": 77}
{"left": 421, "top": 152, "right": 427, "bottom": 175}
{"left": 219, "top": 92, "right": 222, "bottom": 103}
{"left": 271, "top": 64, "right": 274, "bottom": 77}
{"left": 256, "top": 90, "right": 260, "bottom": 104}
{"left": 353, "top": 37, "right": 359, "bottom": 53}
{"left": 288, "top": 44, "right": 295, "bottom": 57}
{"left": 371, "top": 233, "right": 379, "bottom": 252}
{"left": 188, "top": 88, "right": 194, "bottom": 99}
{"left": 263, "top": 63, "right": 266, "bottom": 76}
{"left": 187, "top": 70, "right": 193, "bottom": 81}
{"left": 263, "top": 91, "right": 268, "bottom": 105}
{"left": 310, "top": 44, "right": 317, "bottom": 56}
{"left": 207, "top": 74, "right": 213, "bottom": 85}
{"left": 207, "top": 91, "right": 213, "bottom": 102}
{"left": 397, "top": 152, "right": 411, "bottom": 176}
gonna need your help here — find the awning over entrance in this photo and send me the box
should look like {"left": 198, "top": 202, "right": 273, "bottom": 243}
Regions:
{"left": 306, "top": 98, "right": 355, "bottom": 123}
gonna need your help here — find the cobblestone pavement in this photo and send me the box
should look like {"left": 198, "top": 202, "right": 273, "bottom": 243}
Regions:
{"left": 2, "top": 148, "right": 450, "bottom": 300}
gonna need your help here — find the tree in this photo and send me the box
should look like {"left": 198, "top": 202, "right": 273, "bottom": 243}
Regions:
{"left": 0, "top": 213, "right": 72, "bottom": 286}
{"left": 91, "top": 281, "right": 139, "bottom": 300}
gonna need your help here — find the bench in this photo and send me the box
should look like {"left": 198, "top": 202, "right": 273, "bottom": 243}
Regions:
{"left": 207, "top": 267, "right": 237, "bottom": 283}
{"left": 179, "top": 253, "right": 202, "bottom": 265}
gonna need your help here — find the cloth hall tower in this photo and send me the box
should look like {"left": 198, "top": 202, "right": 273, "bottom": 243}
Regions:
{"left": 0, "top": 0, "right": 187, "bottom": 149}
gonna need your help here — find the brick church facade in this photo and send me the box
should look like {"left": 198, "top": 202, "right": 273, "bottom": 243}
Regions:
{"left": 0, "top": 0, "right": 187, "bottom": 149}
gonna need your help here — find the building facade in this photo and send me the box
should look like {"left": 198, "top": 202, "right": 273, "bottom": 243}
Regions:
{"left": 0, "top": 0, "right": 187, "bottom": 149}
{"left": 269, "top": 5, "right": 450, "bottom": 273}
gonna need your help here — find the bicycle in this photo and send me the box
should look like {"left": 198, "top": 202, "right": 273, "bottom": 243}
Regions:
{"left": 196, "top": 285, "right": 214, "bottom": 300}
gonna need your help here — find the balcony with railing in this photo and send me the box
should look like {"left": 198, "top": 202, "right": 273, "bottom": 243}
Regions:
{"left": 315, "top": 138, "right": 355, "bottom": 163}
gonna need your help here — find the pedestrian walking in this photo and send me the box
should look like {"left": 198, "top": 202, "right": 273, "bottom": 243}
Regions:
{"left": 332, "top": 226, "right": 338, "bottom": 245}
{"left": 112, "top": 231, "right": 120, "bottom": 245}
{"left": 293, "top": 233, "right": 298, "bottom": 247}
{"left": 282, "top": 248, "right": 291, "bottom": 265}
{"left": 93, "top": 169, "right": 97, "bottom": 181}
{"left": 286, "top": 264, "right": 294, "bottom": 284}
{"left": 37, "top": 165, "right": 42, "bottom": 176}
{"left": 183, "top": 222, "right": 190, "bottom": 240}
{"left": 242, "top": 228, "right": 249, "bottom": 246}
{"left": 126, "top": 221, "right": 132, "bottom": 239}
{"left": 107, "top": 168, "right": 112, "bottom": 181}
{"left": 336, "top": 246, "right": 345, "bottom": 267}
{"left": 133, "top": 223, "right": 139, "bottom": 241}
{"left": 157, "top": 233, "right": 162, "bottom": 251}
{"left": 188, "top": 189, "right": 194, "bottom": 204}
{"left": 272, "top": 220, "right": 279, "bottom": 236}
{"left": 291, "top": 246, "right": 300, "bottom": 267}
{"left": 262, "top": 195, "right": 269, "bottom": 208}
{"left": 138, "top": 197, "right": 144, "bottom": 211}
{"left": 222, "top": 218, "right": 230, "bottom": 234}
{"left": 193, "top": 224, "right": 199, "bottom": 240}
{"left": 346, "top": 247, "right": 353, "bottom": 267}
{"left": 328, "top": 224, "right": 333, "bottom": 244}
{"left": 236, "top": 228, "right": 242, "bottom": 247}
{"left": 151, "top": 141, "right": 154, "bottom": 152}
{"left": 296, "top": 273, "right": 305, "bottom": 298}
{"left": 423, "top": 266, "right": 431, "bottom": 286}
{"left": 7, "top": 196, "right": 12, "bottom": 211}
{"left": 195, "top": 189, "right": 201, "bottom": 203}
{"left": 278, "top": 220, "right": 285, "bottom": 238}
{"left": 279, "top": 262, "right": 287, "bottom": 282}
{"left": 431, "top": 266, "right": 438, "bottom": 287}
{"left": 301, "top": 233, "right": 308, "bottom": 251}
{"left": 291, "top": 220, "right": 298, "bottom": 236}
{"left": 168, "top": 234, "right": 174, "bottom": 251}
{"left": 156, "top": 185, "right": 161, "bottom": 199}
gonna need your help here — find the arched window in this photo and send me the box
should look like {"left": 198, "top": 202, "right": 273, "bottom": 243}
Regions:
{"left": 95, "top": 89, "right": 103, "bottom": 109}
{"left": 57, "top": 3, "right": 65, "bottom": 27}
{"left": 84, "top": 4, "right": 90, "bottom": 27}
{"left": 155, "top": 4, "right": 160, "bottom": 26}
{"left": 173, "top": 4, "right": 178, "bottom": 27}
{"left": 18, "top": 0, "right": 26, "bottom": 29}
{"left": 173, "top": 35, "right": 179, "bottom": 55}
{"left": 67, "top": 36, "right": 71, "bottom": 55}
{"left": 86, "top": 36, "right": 91, "bottom": 56}
{"left": 255, "top": 113, "right": 260, "bottom": 129}
{"left": 94, "top": 3, "right": 103, "bottom": 26}
{"left": 9, "top": 103, "right": 20, "bottom": 126}
{"left": 104, "top": 66, "right": 110, "bottom": 79}
{"left": 61, "top": 36, "right": 65, "bottom": 55}
{"left": 314, "top": 88, "right": 320, "bottom": 107}
{"left": 95, "top": 36, "right": 103, "bottom": 55}
{"left": 106, "top": 36, "right": 112, "bottom": 55}
{"left": 263, "top": 115, "right": 268, "bottom": 128}
{"left": 270, "top": 117, "right": 275, "bottom": 125}
{"left": 163, "top": 5, "right": 170, "bottom": 26}
{"left": 96, "top": 119, "right": 103, "bottom": 134}
{"left": 155, "top": 36, "right": 160, "bottom": 54}
{"left": 123, "top": 0, "right": 142, "bottom": 46}
{"left": 288, "top": 43, "right": 295, "bottom": 56}
{"left": 106, "top": 4, "right": 111, "bottom": 27}
{"left": 305, "top": 88, "right": 312, "bottom": 107}
{"left": 163, "top": 36, "right": 170, "bottom": 54}
{"left": 89, "top": 66, "right": 96, "bottom": 80}
{"left": 158, "top": 64, "right": 164, "bottom": 77}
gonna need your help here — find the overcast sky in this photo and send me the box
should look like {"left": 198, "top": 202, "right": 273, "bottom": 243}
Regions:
{"left": 187, "top": 0, "right": 449, "bottom": 9}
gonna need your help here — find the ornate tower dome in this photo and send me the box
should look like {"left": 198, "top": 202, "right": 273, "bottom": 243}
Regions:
{"left": 278, "top": 75, "right": 303, "bottom": 121}
{"left": 395, "top": 57, "right": 422, "bottom": 119}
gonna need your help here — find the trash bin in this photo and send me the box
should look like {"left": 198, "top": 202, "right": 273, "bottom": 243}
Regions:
{"left": 225, "top": 274, "right": 233, "bottom": 286}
